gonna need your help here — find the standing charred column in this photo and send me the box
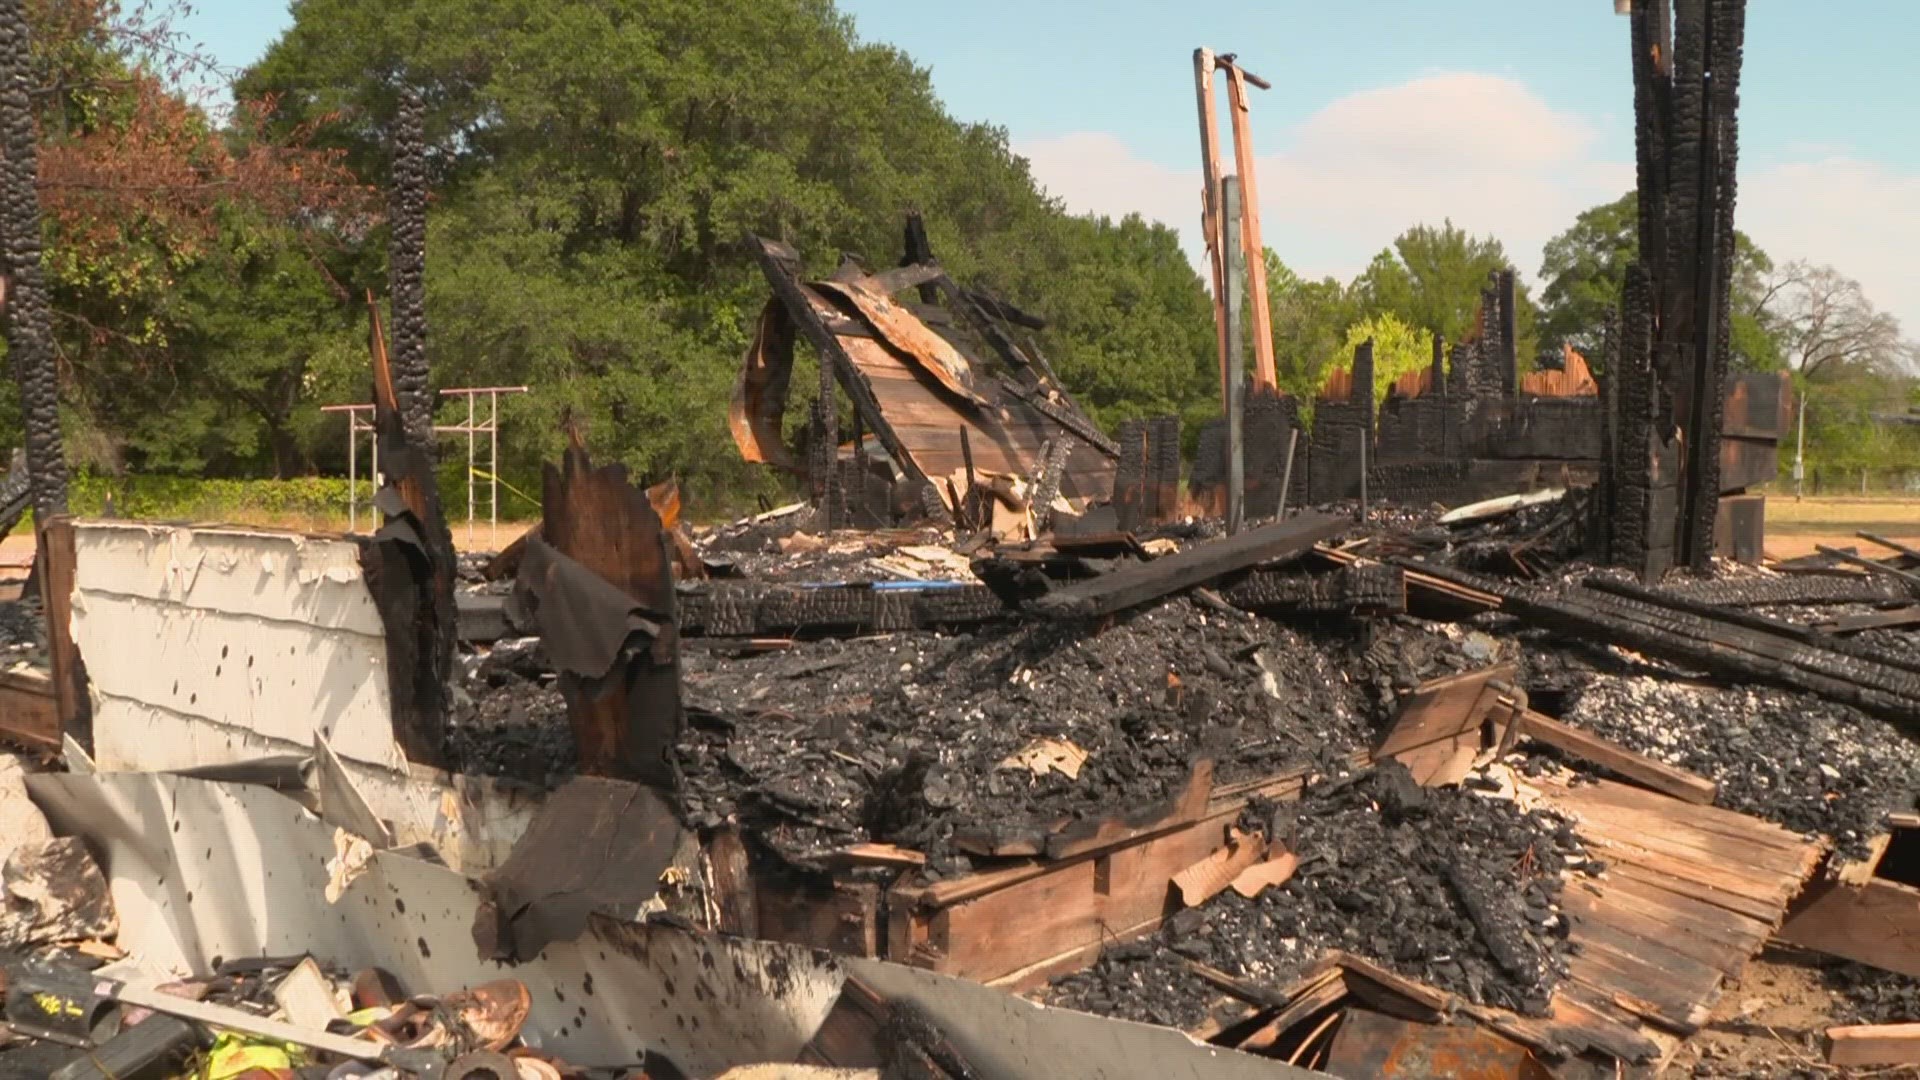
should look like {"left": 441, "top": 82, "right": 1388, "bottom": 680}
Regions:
{"left": 1603, "top": 0, "right": 1746, "bottom": 575}
{"left": 388, "top": 86, "right": 433, "bottom": 447}
{"left": 357, "top": 85, "right": 458, "bottom": 768}
{"left": 0, "top": 0, "right": 68, "bottom": 518}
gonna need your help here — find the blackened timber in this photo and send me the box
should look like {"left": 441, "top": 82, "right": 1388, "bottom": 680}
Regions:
{"left": 996, "top": 377, "right": 1121, "bottom": 458}
{"left": 1409, "top": 562, "right": 1920, "bottom": 726}
{"left": 357, "top": 297, "right": 454, "bottom": 768}
{"left": 1034, "top": 512, "right": 1348, "bottom": 619}
{"left": 749, "top": 234, "right": 938, "bottom": 501}
{"left": 1817, "top": 545, "right": 1920, "bottom": 595}
{"left": 1656, "top": 571, "right": 1906, "bottom": 608}
{"left": 1859, "top": 532, "right": 1920, "bottom": 567}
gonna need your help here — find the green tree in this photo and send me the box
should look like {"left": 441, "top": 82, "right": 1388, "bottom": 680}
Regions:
{"left": 1537, "top": 191, "right": 1782, "bottom": 372}
{"left": 1263, "top": 251, "right": 1356, "bottom": 403}
{"left": 1351, "top": 220, "right": 1538, "bottom": 364}
{"left": 1336, "top": 313, "right": 1434, "bottom": 404}
{"left": 228, "top": 0, "right": 1219, "bottom": 507}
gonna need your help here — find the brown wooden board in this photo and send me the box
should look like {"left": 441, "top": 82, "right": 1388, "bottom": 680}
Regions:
{"left": 1827, "top": 1023, "right": 1920, "bottom": 1067}
{"left": 1374, "top": 665, "right": 1511, "bottom": 786}
{"left": 0, "top": 667, "right": 58, "bottom": 752}
{"left": 36, "top": 519, "right": 88, "bottom": 752}
{"left": 1512, "top": 708, "right": 1716, "bottom": 804}
{"left": 1778, "top": 876, "right": 1920, "bottom": 979}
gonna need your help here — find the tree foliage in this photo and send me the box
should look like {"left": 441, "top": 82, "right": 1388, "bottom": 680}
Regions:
{"left": 1342, "top": 313, "right": 1434, "bottom": 404}
{"left": 1353, "top": 220, "right": 1538, "bottom": 365}
{"left": 1537, "top": 191, "right": 1781, "bottom": 373}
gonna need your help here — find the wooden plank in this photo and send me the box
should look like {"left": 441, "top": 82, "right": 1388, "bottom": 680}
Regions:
{"left": 1818, "top": 606, "right": 1920, "bottom": 634}
{"left": 37, "top": 519, "right": 88, "bottom": 751}
{"left": 1034, "top": 512, "right": 1348, "bottom": 619}
{"left": 1600, "top": 858, "right": 1786, "bottom": 925}
{"left": 924, "top": 812, "right": 1226, "bottom": 983}
{"left": 1536, "top": 776, "right": 1819, "bottom": 871}
{"left": 1514, "top": 709, "right": 1715, "bottom": 804}
{"left": 1816, "top": 544, "right": 1920, "bottom": 591}
{"left": 1560, "top": 884, "right": 1753, "bottom": 974}
{"left": 0, "top": 667, "right": 58, "bottom": 751}
{"left": 1857, "top": 532, "right": 1920, "bottom": 566}
{"left": 1542, "top": 776, "right": 1818, "bottom": 862}
{"left": 1827, "top": 1022, "right": 1920, "bottom": 1067}
{"left": 1777, "top": 877, "right": 1920, "bottom": 978}
{"left": 817, "top": 843, "right": 927, "bottom": 869}
{"left": 1375, "top": 665, "right": 1511, "bottom": 757}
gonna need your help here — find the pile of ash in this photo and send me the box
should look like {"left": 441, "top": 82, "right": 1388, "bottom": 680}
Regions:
{"left": 1048, "top": 761, "right": 1592, "bottom": 1029}
{"left": 1824, "top": 959, "right": 1920, "bottom": 1025}
{"left": 444, "top": 593, "right": 1485, "bottom": 870}
{"left": 0, "top": 598, "right": 46, "bottom": 668}
{"left": 1563, "top": 674, "right": 1919, "bottom": 857}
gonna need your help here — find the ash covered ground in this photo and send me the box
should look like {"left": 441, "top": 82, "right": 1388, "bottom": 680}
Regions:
{"left": 448, "top": 593, "right": 1490, "bottom": 870}
{"left": 1049, "top": 760, "right": 1591, "bottom": 1026}
{"left": 1558, "top": 672, "right": 1918, "bottom": 857}
{"left": 0, "top": 598, "right": 45, "bottom": 668}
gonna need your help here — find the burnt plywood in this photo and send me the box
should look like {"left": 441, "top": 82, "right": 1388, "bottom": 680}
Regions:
{"left": 819, "top": 290, "right": 1112, "bottom": 505}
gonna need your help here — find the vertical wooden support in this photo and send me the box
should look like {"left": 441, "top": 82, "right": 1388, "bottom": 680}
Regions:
{"left": 36, "top": 518, "right": 87, "bottom": 751}
{"left": 540, "top": 441, "right": 684, "bottom": 789}
{"left": 1222, "top": 175, "right": 1247, "bottom": 535}
{"left": 1224, "top": 65, "right": 1277, "bottom": 393}
{"left": 1192, "top": 48, "right": 1229, "bottom": 407}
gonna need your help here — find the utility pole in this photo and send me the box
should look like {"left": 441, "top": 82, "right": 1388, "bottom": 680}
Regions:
{"left": 1794, "top": 386, "right": 1806, "bottom": 501}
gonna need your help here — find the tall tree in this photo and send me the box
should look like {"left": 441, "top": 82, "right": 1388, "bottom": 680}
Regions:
{"left": 1767, "top": 261, "right": 1913, "bottom": 382}
{"left": 1263, "top": 252, "right": 1355, "bottom": 403}
{"left": 1352, "top": 220, "right": 1537, "bottom": 362}
{"left": 1338, "top": 313, "right": 1433, "bottom": 403}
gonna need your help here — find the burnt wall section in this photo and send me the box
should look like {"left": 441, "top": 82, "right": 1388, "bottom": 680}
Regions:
{"left": 1191, "top": 387, "right": 1305, "bottom": 519}
{"left": 1602, "top": 0, "right": 1750, "bottom": 574}
{"left": 1308, "top": 341, "right": 1374, "bottom": 504}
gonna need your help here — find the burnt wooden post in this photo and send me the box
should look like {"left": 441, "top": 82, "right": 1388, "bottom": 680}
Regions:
{"left": 1603, "top": 0, "right": 1748, "bottom": 574}
{"left": 357, "top": 299, "right": 456, "bottom": 768}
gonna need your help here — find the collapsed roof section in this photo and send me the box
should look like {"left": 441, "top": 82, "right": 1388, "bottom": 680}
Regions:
{"left": 734, "top": 215, "right": 1117, "bottom": 534}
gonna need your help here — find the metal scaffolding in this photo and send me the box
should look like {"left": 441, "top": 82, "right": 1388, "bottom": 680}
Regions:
{"left": 321, "top": 386, "right": 529, "bottom": 546}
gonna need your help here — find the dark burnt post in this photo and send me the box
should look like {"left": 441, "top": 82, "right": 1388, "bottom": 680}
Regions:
{"left": 1602, "top": 0, "right": 1748, "bottom": 575}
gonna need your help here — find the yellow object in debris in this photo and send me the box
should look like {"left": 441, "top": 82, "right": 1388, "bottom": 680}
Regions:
{"left": 206, "top": 1031, "right": 304, "bottom": 1078}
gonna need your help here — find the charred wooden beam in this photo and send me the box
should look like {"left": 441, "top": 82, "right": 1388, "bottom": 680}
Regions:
{"left": 1035, "top": 512, "right": 1347, "bottom": 619}
{"left": 1411, "top": 561, "right": 1920, "bottom": 725}
{"left": 355, "top": 299, "right": 456, "bottom": 768}
{"left": 748, "top": 234, "right": 938, "bottom": 503}
{"left": 1221, "top": 563, "right": 1405, "bottom": 618}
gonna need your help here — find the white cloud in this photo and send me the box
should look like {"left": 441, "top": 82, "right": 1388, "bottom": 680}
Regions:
{"left": 1014, "top": 73, "right": 1920, "bottom": 333}
{"left": 1016, "top": 73, "right": 1627, "bottom": 289}
{"left": 1741, "top": 157, "right": 1920, "bottom": 335}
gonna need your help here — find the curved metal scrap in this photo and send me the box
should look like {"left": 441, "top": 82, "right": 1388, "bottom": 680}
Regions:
{"left": 730, "top": 301, "right": 799, "bottom": 469}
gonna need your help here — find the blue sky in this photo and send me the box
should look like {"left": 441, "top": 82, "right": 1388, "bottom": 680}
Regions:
{"left": 180, "top": 1, "right": 1920, "bottom": 326}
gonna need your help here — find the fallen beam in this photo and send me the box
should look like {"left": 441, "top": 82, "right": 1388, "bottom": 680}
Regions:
{"left": 1034, "top": 512, "right": 1347, "bottom": 619}
{"left": 1410, "top": 562, "right": 1920, "bottom": 726}
{"left": 1816, "top": 544, "right": 1920, "bottom": 593}
{"left": 1504, "top": 703, "right": 1716, "bottom": 805}
{"left": 1827, "top": 1023, "right": 1920, "bottom": 1068}
{"left": 1857, "top": 532, "right": 1920, "bottom": 567}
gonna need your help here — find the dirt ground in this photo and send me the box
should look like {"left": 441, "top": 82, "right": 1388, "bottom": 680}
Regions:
{"left": 1667, "top": 949, "right": 1919, "bottom": 1078}
{"left": 1763, "top": 495, "right": 1920, "bottom": 561}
